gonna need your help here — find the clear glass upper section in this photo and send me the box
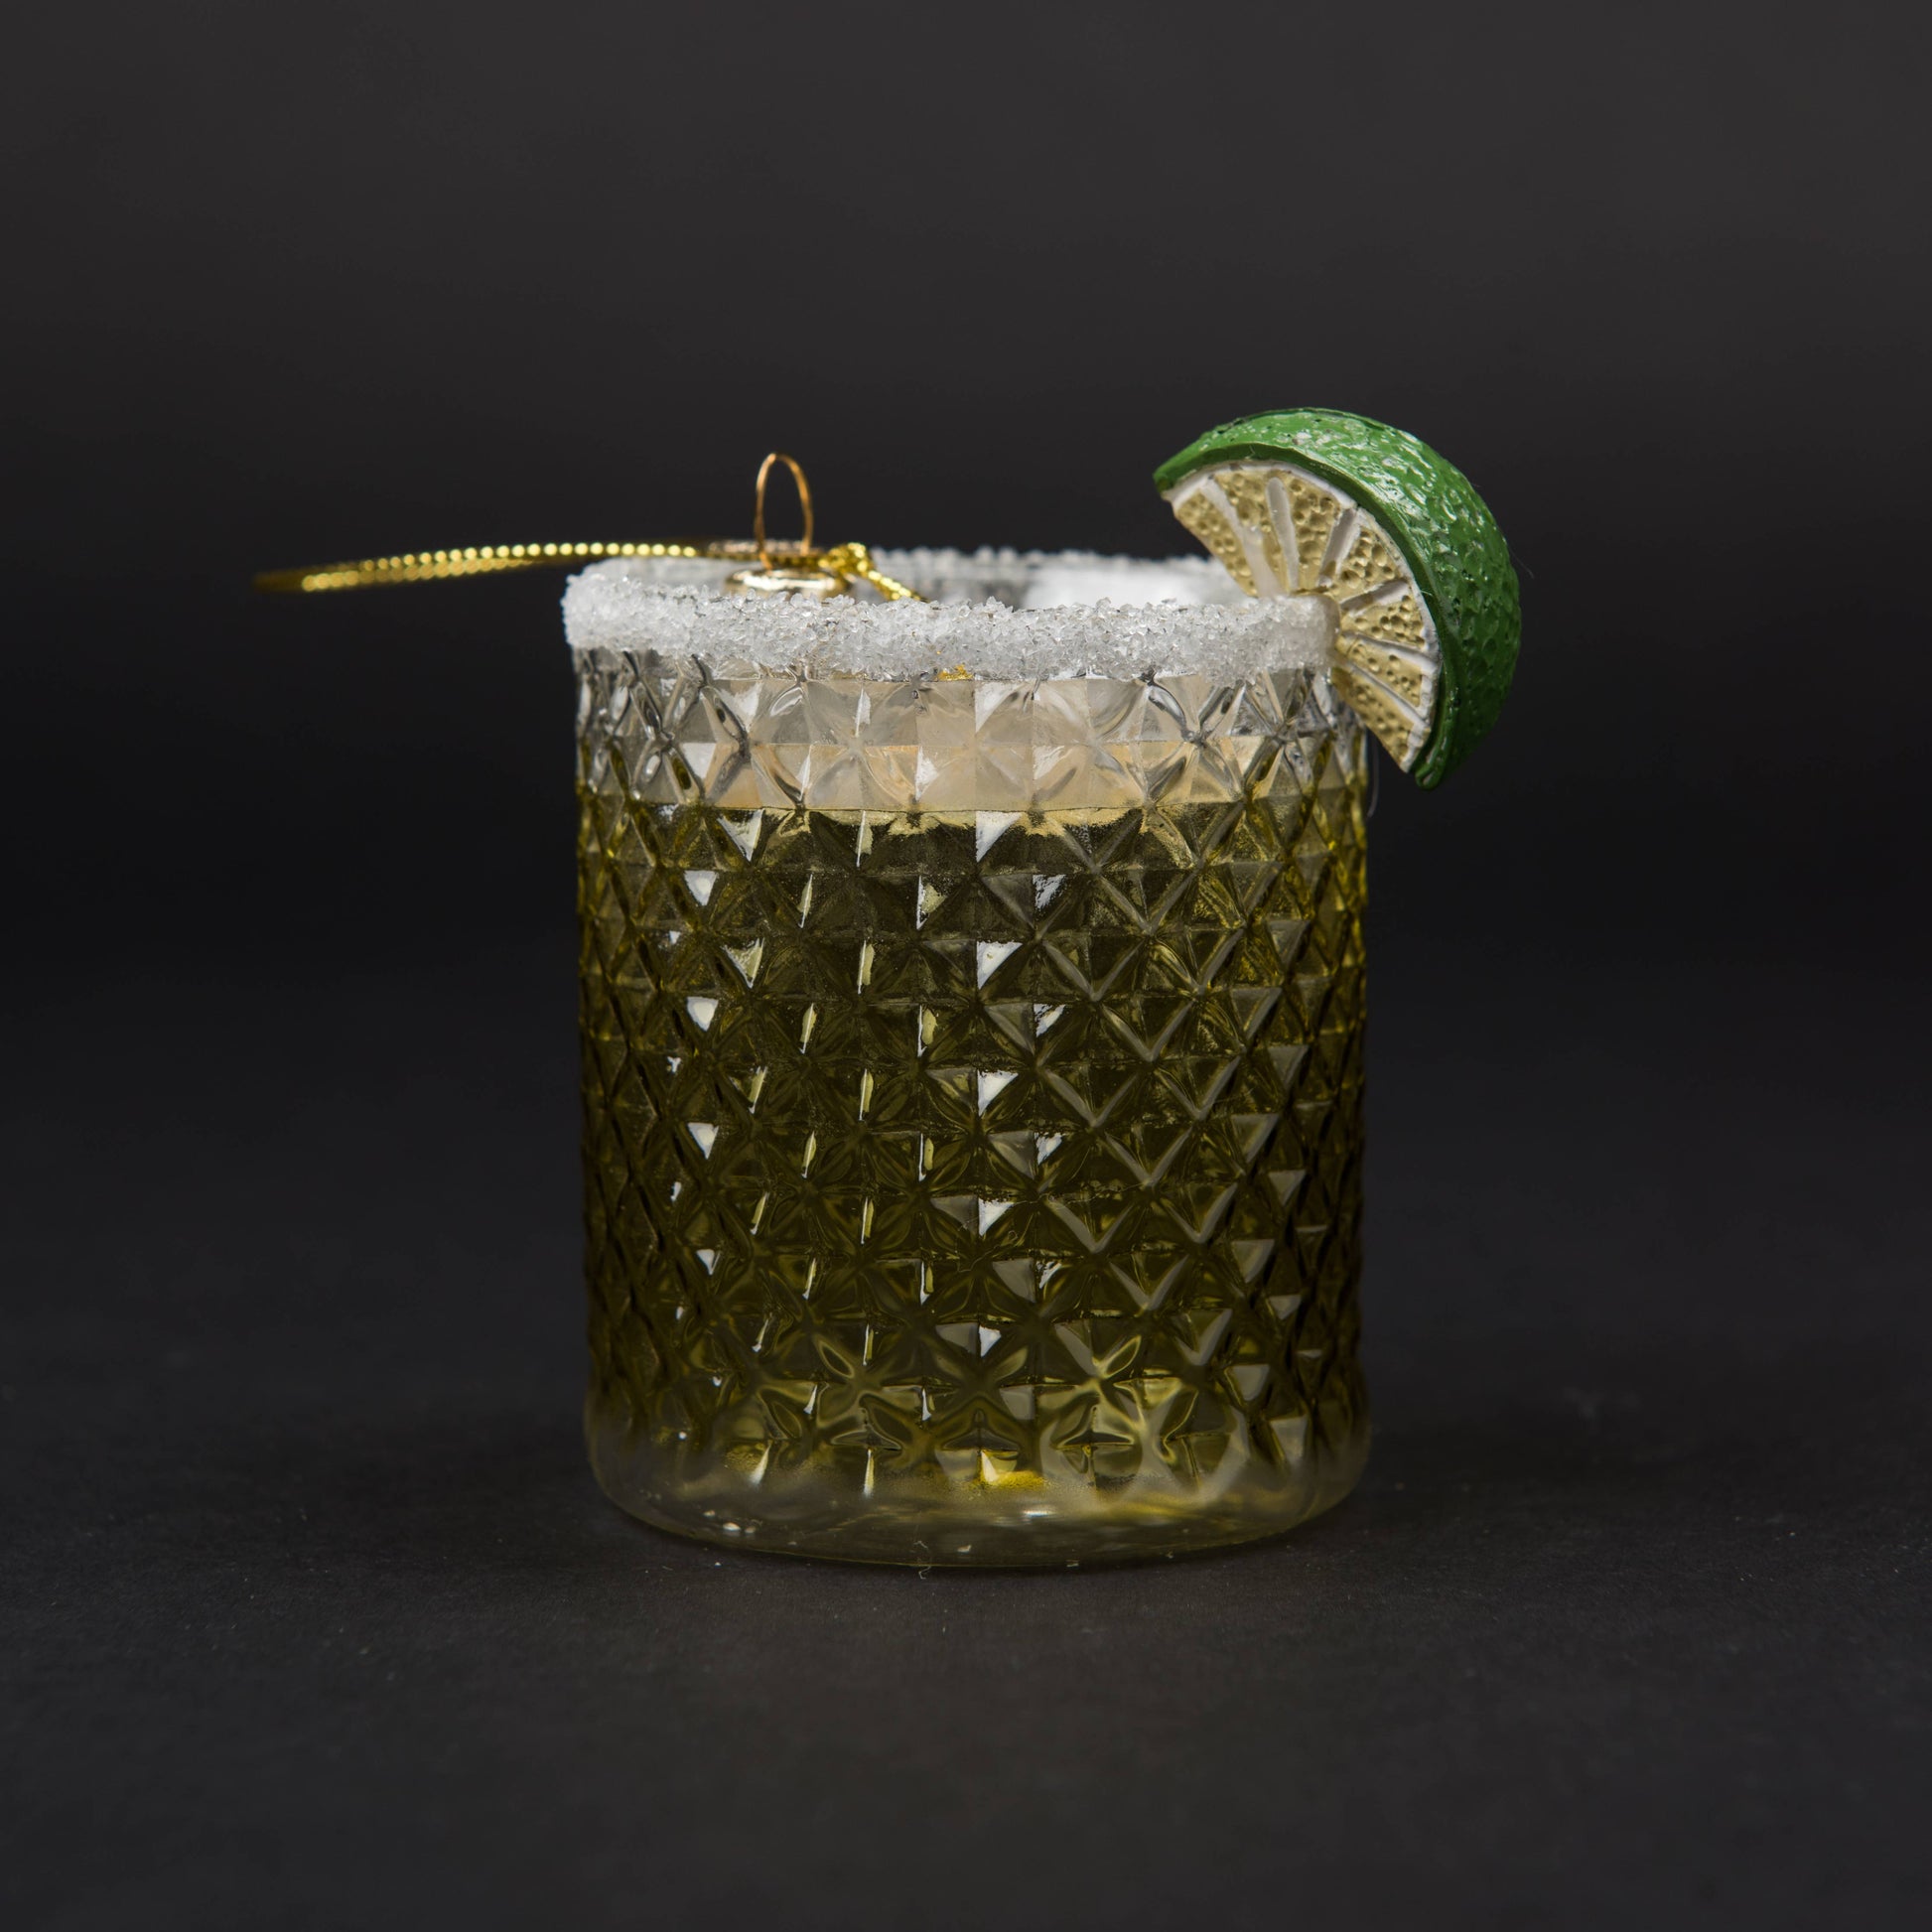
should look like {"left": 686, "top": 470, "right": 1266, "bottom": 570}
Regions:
{"left": 576, "top": 658, "right": 1358, "bottom": 817}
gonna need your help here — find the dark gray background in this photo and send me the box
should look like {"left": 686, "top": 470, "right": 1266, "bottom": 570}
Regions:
{"left": 4, "top": 3, "right": 1928, "bottom": 1927}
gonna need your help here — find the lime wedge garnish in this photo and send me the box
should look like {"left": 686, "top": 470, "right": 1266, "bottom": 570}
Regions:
{"left": 1155, "top": 408, "right": 1520, "bottom": 787}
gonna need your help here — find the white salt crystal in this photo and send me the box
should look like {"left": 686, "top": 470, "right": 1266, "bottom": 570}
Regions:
{"left": 561, "top": 548, "right": 1336, "bottom": 684}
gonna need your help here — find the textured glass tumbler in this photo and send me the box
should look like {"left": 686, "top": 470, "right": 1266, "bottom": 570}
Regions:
{"left": 572, "top": 558, "right": 1370, "bottom": 1564}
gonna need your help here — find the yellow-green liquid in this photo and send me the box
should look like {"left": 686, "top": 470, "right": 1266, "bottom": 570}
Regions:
{"left": 578, "top": 739, "right": 1369, "bottom": 1564}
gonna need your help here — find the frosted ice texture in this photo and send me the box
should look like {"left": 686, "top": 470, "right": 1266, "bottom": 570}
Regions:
{"left": 563, "top": 549, "right": 1337, "bottom": 685}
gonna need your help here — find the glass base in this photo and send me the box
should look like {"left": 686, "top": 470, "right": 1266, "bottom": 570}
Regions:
{"left": 588, "top": 1403, "right": 1369, "bottom": 1567}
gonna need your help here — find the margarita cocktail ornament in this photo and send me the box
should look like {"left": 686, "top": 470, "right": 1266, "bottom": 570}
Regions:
{"left": 261, "top": 410, "right": 1520, "bottom": 1565}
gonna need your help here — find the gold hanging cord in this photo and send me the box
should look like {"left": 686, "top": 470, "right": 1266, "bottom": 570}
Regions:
{"left": 253, "top": 453, "right": 921, "bottom": 601}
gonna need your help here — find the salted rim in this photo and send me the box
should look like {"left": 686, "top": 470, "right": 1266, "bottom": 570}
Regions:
{"left": 562, "top": 548, "right": 1336, "bottom": 683}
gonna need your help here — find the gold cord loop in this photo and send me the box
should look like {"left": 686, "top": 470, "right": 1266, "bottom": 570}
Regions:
{"left": 752, "top": 452, "right": 814, "bottom": 567}
{"left": 253, "top": 453, "right": 921, "bottom": 601}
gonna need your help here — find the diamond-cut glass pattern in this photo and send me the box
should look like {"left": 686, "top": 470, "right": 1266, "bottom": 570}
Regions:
{"left": 576, "top": 649, "right": 1370, "bottom": 1564}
